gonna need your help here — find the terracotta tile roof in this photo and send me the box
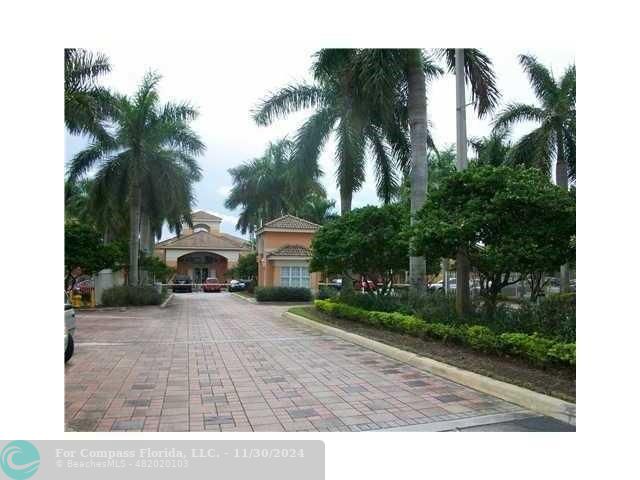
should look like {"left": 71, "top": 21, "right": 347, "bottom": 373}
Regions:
{"left": 259, "top": 214, "right": 320, "bottom": 232}
{"left": 156, "top": 231, "right": 250, "bottom": 250}
{"left": 267, "top": 244, "right": 312, "bottom": 257}
{"left": 191, "top": 210, "right": 222, "bottom": 221}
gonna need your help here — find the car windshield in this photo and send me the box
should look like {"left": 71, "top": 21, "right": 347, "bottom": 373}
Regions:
{"left": 206, "top": 278, "right": 217, "bottom": 283}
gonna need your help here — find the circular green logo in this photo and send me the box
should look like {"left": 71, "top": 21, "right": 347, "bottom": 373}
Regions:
{"left": 1, "top": 441, "right": 40, "bottom": 480}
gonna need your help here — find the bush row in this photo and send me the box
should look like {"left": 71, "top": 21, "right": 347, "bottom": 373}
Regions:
{"left": 255, "top": 286, "right": 312, "bottom": 302}
{"left": 101, "top": 285, "right": 164, "bottom": 307}
{"left": 338, "top": 291, "right": 576, "bottom": 342}
{"left": 314, "top": 299, "right": 575, "bottom": 367}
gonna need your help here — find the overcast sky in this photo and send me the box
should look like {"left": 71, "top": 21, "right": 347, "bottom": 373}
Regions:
{"left": 65, "top": 47, "right": 575, "bottom": 239}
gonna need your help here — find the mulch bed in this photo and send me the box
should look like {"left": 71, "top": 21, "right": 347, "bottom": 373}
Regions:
{"left": 290, "top": 306, "right": 575, "bottom": 403}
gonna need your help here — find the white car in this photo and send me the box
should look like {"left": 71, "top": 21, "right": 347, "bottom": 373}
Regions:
{"left": 65, "top": 293, "right": 76, "bottom": 363}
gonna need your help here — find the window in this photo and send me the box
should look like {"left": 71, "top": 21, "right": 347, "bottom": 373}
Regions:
{"left": 280, "top": 266, "right": 310, "bottom": 288}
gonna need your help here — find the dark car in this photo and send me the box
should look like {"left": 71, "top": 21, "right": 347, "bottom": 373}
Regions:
{"left": 228, "top": 279, "right": 247, "bottom": 292}
{"left": 172, "top": 274, "right": 193, "bottom": 293}
{"left": 203, "top": 277, "right": 222, "bottom": 293}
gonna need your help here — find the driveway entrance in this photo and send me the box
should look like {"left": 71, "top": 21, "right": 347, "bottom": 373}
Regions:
{"left": 65, "top": 293, "right": 565, "bottom": 432}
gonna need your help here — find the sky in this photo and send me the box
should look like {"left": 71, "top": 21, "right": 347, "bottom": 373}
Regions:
{"left": 64, "top": 47, "right": 575, "bottom": 239}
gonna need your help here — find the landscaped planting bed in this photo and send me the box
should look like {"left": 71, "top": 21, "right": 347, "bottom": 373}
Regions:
{"left": 314, "top": 299, "right": 575, "bottom": 367}
{"left": 291, "top": 304, "right": 575, "bottom": 401}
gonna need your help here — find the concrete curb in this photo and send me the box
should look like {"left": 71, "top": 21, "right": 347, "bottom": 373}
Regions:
{"left": 283, "top": 311, "right": 576, "bottom": 426}
{"left": 230, "top": 292, "right": 257, "bottom": 303}
{"left": 160, "top": 293, "right": 174, "bottom": 309}
{"left": 74, "top": 306, "right": 127, "bottom": 312}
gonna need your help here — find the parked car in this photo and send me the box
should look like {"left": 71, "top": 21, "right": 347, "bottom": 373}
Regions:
{"left": 228, "top": 279, "right": 247, "bottom": 292}
{"left": 64, "top": 293, "right": 76, "bottom": 363}
{"left": 203, "top": 277, "right": 222, "bottom": 292}
{"left": 172, "top": 274, "right": 193, "bottom": 293}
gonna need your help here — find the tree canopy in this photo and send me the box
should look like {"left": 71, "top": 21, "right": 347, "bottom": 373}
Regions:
{"left": 310, "top": 203, "right": 414, "bottom": 290}
{"left": 412, "top": 165, "right": 576, "bottom": 307}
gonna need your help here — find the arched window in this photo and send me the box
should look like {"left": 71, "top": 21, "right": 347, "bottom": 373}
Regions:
{"left": 193, "top": 223, "right": 210, "bottom": 233}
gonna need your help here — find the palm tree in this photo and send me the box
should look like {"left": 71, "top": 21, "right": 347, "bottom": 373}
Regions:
{"left": 493, "top": 54, "right": 576, "bottom": 186}
{"left": 67, "top": 72, "right": 204, "bottom": 285}
{"left": 353, "top": 49, "right": 499, "bottom": 290}
{"left": 252, "top": 49, "right": 418, "bottom": 215}
{"left": 225, "top": 139, "right": 325, "bottom": 235}
{"left": 64, "top": 48, "right": 113, "bottom": 140}
{"left": 294, "top": 193, "right": 338, "bottom": 225}
{"left": 469, "top": 128, "right": 512, "bottom": 167}
{"left": 493, "top": 54, "right": 576, "bottom": 291}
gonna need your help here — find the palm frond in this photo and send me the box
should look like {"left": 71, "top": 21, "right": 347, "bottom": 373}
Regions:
{"left": 252, "top": 84, "right": 325, "bottom": 126}
{"left": 439, "top": 49, "right": 500, "bottom": 117}
{"left": 518, "top": 54, "right": 559, "bottom": 107}
{"left": 493, "top": 102, "right": 546, "bottom": 131}
{"left": 367, "top": 125, "right": 399, "bottom": 203}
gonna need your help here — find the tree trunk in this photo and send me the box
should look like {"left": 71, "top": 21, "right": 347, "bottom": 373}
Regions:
{"left": 455, "top": 49, "right": 472, "bottom": 315}
{"left": 555, "top": 130, "right": 570, "bottom": 293}
{"left": 340, "top": 188, "right": 353, "bottom": 292}
{"left": 407, "top": 51, "right": 428, "bottom": 292}
{"left": 128, "top": 187, "right": 141, "bottom": 286}
{"left": 139, "top": 211, "right": 151, "bottom": 284}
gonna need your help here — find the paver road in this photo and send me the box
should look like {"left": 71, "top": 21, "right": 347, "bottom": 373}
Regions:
{"left": 65, "top": 292, "right": 560, "bottom": 432}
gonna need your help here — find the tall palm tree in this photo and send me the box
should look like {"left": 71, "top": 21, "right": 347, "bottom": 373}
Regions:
{"left": 225, "top": 139, "right": 325, "bottom": 235}
{"left": 67, "top": 72, "right": 204, "bottom": 285}
{"left": 353, "top": 49, "right": 499, "bottom": 290}
{"left": 252, "top": 49, "right": 418, "bottom": 215}
{"left": 493, "top": 54, "right": 576, "bottom": 291}
{"left": 493, "top": 54, "right": 576, "bottom": 186}
{"left": 64, "top": 48, "right": 113, "bottom": 140}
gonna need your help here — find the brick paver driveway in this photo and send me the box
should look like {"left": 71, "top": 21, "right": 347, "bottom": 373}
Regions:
{"left": 65, "top": 292, "right": 537, "bottom": 432}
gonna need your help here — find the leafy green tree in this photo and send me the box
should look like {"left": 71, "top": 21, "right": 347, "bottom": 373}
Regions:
{"left": 225, "top": 139, "right": 325, "bottom": 235}
{"left": 227, "top": 252, "right": 258, "bottom": 280}
{"left": 139, "top": 253, "right": 175, "bottom": 283}
{"left": 493, "top": 54, "right": 575, "bottom": 292}
{"left": 412, "top": 166, "right": 576, "bottom": 312}
{"left": 68, "top": 72, "right": 204, "bottom": 285}
{"left": 64, "top": 48, "right": 113, "bottom": 140}
{"left": 65, "top": 222, "right": 127, "bottom": 288}
{"left": 310, "top": 204, "right": 415, "bottom": 293}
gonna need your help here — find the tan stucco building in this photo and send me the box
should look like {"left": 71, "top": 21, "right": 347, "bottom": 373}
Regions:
{"left": 154, "top": 210, "right": 251, "bottom": 283}
{"left": 256, "top": 215, "right": 321, "bottom": 291}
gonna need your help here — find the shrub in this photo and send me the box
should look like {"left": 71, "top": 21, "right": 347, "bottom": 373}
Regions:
{"left": 499, "top": 333, "right": 557, "bottom": 366}
{"left": 101, "top": 285, "right": 162, "bottom": 307}
{"left": 465, "top": 325, "right": 499, "bottom": 353}
{"left": 313, "top": 299, "right": 575, "bottom": 367}
{"left": 255, "top": 286, "right": 312, "bottom": 302}
{"left": 338, "top": 291, "right": 410, "bottom": 314}
{"left": 317, "top": 287, "right": 338, "bottom": 300}
{"left": 547, "top": 342, "right": 576, "bottom": 366}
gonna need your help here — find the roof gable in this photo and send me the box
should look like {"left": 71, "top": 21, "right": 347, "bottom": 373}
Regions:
{"left": 156, "top": 230, "right": 250, "bottom": 250}
{"left": 267, "top": 244, "right": 312, "bottom": 258}
{"left": 258, "top": 214, "right": 320, "bottom": 233}
{"left": 191, "top": 210, "right": 222, "bottom": 221}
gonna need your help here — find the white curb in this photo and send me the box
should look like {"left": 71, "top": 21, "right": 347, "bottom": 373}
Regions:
{"left": 160, "top": 293, "right": 174, "bottom": 309}
{"left": 283, "top": 310, "right": 576, "bottom": 426}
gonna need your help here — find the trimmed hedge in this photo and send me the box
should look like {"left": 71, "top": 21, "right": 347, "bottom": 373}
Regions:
{"left": 314, "top": 299, "right": 575, "bottom": 367}
{"left": 255, "top": 286, "right": 312, "bottom": 302}
{"left": 101, "top": 285, "right": 163, "bottom": 307}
